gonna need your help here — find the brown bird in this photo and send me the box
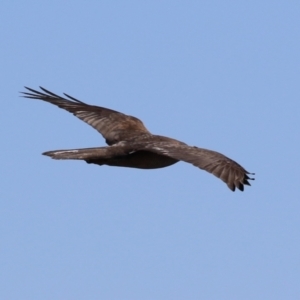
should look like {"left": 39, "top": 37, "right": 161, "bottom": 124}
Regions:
{"left": 22, "top": 87, "right": 254, "bottom": 191}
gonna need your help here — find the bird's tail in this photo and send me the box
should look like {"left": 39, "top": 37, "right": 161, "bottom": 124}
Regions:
{"left": 42, "top": 147, "right": 111, "bottom": 160}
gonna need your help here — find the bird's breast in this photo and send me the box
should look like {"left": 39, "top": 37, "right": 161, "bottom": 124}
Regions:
{"left": 88, "top": 150, "right": 178, "bottom": 169}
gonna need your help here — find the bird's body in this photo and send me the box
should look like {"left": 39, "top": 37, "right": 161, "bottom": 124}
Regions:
{"left": 22, "top": 87, "right": 254, "bottom": 191}
{"left": 87, "top": 148, "right": 179, "bottom": 169}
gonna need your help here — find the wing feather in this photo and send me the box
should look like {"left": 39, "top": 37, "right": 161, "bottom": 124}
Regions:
{"left": 137, "top": 141, "right": 254, "bottom": 191}
{"left": 21, "top": 87, "right": 150, "bottom": 145}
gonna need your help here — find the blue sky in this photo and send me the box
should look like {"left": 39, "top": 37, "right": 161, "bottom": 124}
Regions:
{"left": 1, "top": 1, "right": 300, "bottom": 299}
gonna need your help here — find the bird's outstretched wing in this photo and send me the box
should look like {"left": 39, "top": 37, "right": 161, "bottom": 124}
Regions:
{"left": 21, "top": 87, "right": 150, "bottom": 145}
{"left": 135, "top": 141, "right": 254, "bottom": 191}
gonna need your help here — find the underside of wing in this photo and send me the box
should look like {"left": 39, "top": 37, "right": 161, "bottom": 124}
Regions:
{"left": 21, "top": 87, "right": 150, "bottom": 145}
{"left": 136, "top": 141, "right": 254, "bottom": 191}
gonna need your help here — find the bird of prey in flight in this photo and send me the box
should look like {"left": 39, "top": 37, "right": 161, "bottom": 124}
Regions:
{"left": 22, "top": 87, "right": 254, "bottom": 191}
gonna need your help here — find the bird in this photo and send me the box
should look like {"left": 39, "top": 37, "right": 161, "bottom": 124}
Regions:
{"left": 22, "top": 86, "right": 254, "bottom": 191}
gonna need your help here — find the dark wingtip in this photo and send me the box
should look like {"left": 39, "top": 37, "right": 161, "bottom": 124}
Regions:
{"left": 245, "top": 171, "right": 255, "bottom": 182}
{"left": 21, "top": 86, "right": 85, "bottom": 104}
{"left": 227, "top": 183, "right": 235, "bottom": 191}
{"left": 237, "top": 182, "right": 244, "bottom": 191}
{"left": 244, "top": 180, "right": 251, "bottom": 186}
{"left": 246, "top": 171, "right": 255, "bottom": 180}
{"left": 63, "top": 92, "right": 83, "bottom": 103}
{"left": 20, "top": 86, "right": 46, "bottom": 99}
{"left": 20, "top": 86, "right": 33, "bottom": 97}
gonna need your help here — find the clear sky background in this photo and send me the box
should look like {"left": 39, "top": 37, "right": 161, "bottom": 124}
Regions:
{"left": 1, "top": 1, "right": 299, "bottom": 299}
